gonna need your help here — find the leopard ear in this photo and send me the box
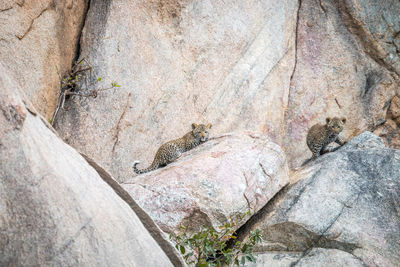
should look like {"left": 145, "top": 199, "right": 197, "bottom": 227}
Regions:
{"left": 192, "top": 123, "right": 198, "bottom": 129}
{"left": 326, "top": 117, "right": 331, "bottom": 124}
{"left": 341, "top": 117, "right": 346, "bottom": 124}
{"left": 206, "top": 123, "right": 212, "bottom": 129}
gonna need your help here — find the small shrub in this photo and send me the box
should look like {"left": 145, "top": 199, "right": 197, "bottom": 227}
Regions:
{"left": 169, "top": 212, "right": 262, "bottom": 267}
{"left": 51, "top": 58, "right": 120, "bottom": 125}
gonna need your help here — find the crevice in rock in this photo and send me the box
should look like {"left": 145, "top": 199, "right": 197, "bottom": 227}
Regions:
{"left": 242, "top": 172, "right": 252, "bottom": 211}
{"left": 318, "top": 0, "right": 327, "bottom": 15}
{"left": 112, "top": 92, "right": 131, "bottom": 152}
{"left": 81, "top": 154, "right": 185, "bottom": 267}
{"left": 258, "top": 162, "right": 272, "bottom": 180}
{"left": 227, "top": 183, "right": 291, "bottom": 247}
{"left": 52, "top": 218, "right": 93, "bottom": 260}
{"left": 16, "top": 5, "right": 50, "bottom": 40}
{"left": 283, "top": 0, "right": 301, "bottom": 145}
{"left": 0, "top": 6, "right": 13, "bottom": 12}
{"left": 289, "top": 0, "right": 301, "bottom": 84}
{"left": 256, "top": 221, "right": 360, "bottom": 254}
{"left": 289, "top": 192, "right": 362, "bottom": 266}
{"left": 73, "top": 0, "right": 91, "bottom": 63}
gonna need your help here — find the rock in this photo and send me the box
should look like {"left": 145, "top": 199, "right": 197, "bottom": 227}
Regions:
{"left": 284, "top": 0, "right": 400, "bottom": 169}
{"left": 55, "top": 0, "right": 298, "bottom": 182}
{"left": 0, "top": 0, "right": 89, "bottom": 119}
{"left": 54, "top": 0, "right": 400, "bottom": 177}
{"left": 373, "top": 119, "right": 400, "bottom": 149}
{"left": 241, "top": 249, "right": 365, "bottom": 267}
{"left": 373, "top": 95, "right": 400, "bottom": 150}
{"left": 122, "top": 132, "right": 289, "bottom": 234}
{"left": 238, "top": 132, "right": 400, "bottom": 267}
{"left": 388, "top": 95, "right": 400, "bottom": 121}
{"left": 0, "top": 65, "right": 182, "bottom": 266}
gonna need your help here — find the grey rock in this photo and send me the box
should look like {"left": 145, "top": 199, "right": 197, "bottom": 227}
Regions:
{"left": 55, "top": 0, "right": 298, "bottom": 182}
{"left": 239, "top": 132, "right": 400, "bottom": 267}
{"left": 242, "top": 249, "right": 365, "bottom": 267}
{"left": 122, "top": 131, "right": 289, "bottom": 234}
{"left": 284, "top": 0, "right": 400, "bottom": 169}
{"left": 0, "top": 0, "right": 90, "bottom": 119}
{"left": 0, "top": 64, "right": 181, "bottom": 266}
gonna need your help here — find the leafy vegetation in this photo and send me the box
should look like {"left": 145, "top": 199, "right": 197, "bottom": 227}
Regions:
{"left": 51, "top": 58, "right": 120, "bottom": 125}
{"left": 169, "top": 212, "right": 262, "bottom": 267}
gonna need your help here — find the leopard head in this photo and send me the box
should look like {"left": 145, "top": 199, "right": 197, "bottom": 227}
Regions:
{"left": 191, "top": 123, "right": 212, "bottom": 142}
{"left": 326, "top": 117, "right": 346, "bottom": 134}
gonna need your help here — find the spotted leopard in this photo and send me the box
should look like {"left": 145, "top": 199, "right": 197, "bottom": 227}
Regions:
{"left": 133, "top": 123, "right": 212, "bottom": 174}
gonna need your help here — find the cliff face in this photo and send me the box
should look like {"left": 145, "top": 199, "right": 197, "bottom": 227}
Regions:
{"left": 0, "top": 0, "right": 89, "bottom": 119}
{"left": 48, "top": 0, "right": 399, "bottom": 182}
{"left": 0, "top": 64, "right": 182, "bottom": 266}
{"left": 1, "top": 0, "right": 400, "bottom": 266}
{"left": 237, "top": 132, "right": 400, "bottom": 267}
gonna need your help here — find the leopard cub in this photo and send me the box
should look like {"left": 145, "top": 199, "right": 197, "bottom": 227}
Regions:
{"left": 306, "top": 117, "right": 346, "bottom": 159}
{"left": 133, "top": 123, "right": 212, "bottom": 174}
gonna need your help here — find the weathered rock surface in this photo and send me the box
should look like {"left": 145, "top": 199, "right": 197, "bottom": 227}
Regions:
{"left": 238, "top": 132, "right": 400, "bottom": 267}
{"left": 374, "top": 95, "right": 400, "bottom": 149}
{"left": 55, "top": 0, "right": 298, "bottom": 182}
{"left": 122, "top": 132, "right": 289, "bottom": 233}
{"left": 53, "top": 0, "right": 400, "bottom": 178}
{"left": 285, "top": 0, "right": 400, "bottom": 169}
{"left": 0, "top": 0, "right": 89, "bottom": 119}
{"left": 241, "top": 249, "right": 365, "bottom": 267}
{"left": 0, "top": 65, "right": 181, "bottom": 266}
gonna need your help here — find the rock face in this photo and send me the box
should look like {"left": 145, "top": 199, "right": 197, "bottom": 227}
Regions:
{"left": 122, "top": 132, "right": 289, "bottom": 233}
{"left": 0, "top": 0, "right": 89, "bottom": 119}
{"left": 374, "top": 95, "right": 400, "bottom": 149}
{"left": 53, "top": 0, "right": 400, "bottom": 179}
{"left": 0, "top": 65, "right": 181, "bottom": 266}
{"left": 238, "top": 132, "right": 400, "bottom": 267}
{"left": 55, "top": 0, "right": 298, "bottom": 182}
{"left": 284, "top": 0, "right": 400, "bottom": 169}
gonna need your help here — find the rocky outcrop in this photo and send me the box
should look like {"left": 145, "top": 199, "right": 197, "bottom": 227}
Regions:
{"left": 0, "top": 0, "right": 89, "bottom": 119}
{"left": 374, "top": 95, "right": 400, "bottom": 149}
{"left": 122, "top": 132, "right": 289, "bottom": 233}
{"left": 53, "top": 0, "right": 400, "bottom": 179}
{"left": 0, "top": 65, "right": 182, "bottom": 266}
{"left": 55, "top": 0, "right": 298, "bottom": 182}
{"left": 284, "top": 0, "right": 400, "bottom": 169}
{"left": 238, "top": 132, "right": 400, "bottom": 267}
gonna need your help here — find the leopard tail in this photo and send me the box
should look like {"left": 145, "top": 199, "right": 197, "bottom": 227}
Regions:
{"left": 132, "top": 160, "right": 159, "bottom": 174}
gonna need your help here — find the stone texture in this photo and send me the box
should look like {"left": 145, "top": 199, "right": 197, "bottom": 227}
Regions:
{"left": 241, "top": 249, "right": 365, "bottom": 267}
{"left": 53, "top": 0, "right": 400, "bottom": 176}
{"left": 238, "top": 132, "right": 400, "bottom": 267}
{"left": 55, "top": 0, "right": 298, "bottom": 182}
{"left": 0, "top": 64, "right": 179, "bottom": 266}
{"left": 284, "top": 0, "right": 400, "bottom": 169}
{"left": 0, "top": 0, "right": 89, "bottom": 119}
{"left": 374, "top": 95, "right": 400, "bottom": 150}
{"left": 122, "top": 132, "right": 289, "bottom": 234}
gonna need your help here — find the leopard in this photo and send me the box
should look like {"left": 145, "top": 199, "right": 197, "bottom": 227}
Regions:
{"left": 306, "top": 117, "right": 346, "bottom": 160}
{"left": 132, "top": 123, "right": 212, "bottom": 174}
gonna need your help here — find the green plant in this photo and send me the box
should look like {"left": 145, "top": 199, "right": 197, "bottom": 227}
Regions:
{"left": 169, "top": 212, "right": 262, "bottom": 267}
{"left": 51, "top": 58, "right": 121, "bottom": 125}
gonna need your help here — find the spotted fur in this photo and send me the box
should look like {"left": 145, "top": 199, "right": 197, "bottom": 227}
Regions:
{"left": 133, "top": 123, "right": 212, "bottom": 174}
{"left": 306, "top": 117, "right": 346, "bottom": 159}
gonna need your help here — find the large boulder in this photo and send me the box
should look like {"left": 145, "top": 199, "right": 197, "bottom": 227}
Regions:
{"left": 238, "top": 132, "right": 400, "bottom": 267}
{"left": 55, "top": 0, "right": 298, "bottom": 182}
{"left": 284, "top": 0, "right": 400, "bottom": 169}
{"left": 0, "top": 0, "right": 89, "bottom": 118}
{"left": 122, "top": 132, "right": 289, "bottom": 234}
{"left": 0, "top": 65, "right": 182, "bottom": 266}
